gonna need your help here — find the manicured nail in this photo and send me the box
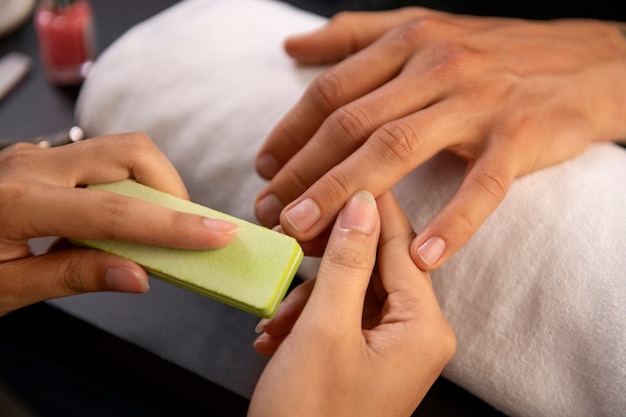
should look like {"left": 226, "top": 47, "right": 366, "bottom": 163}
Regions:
{"left": 255, "top": 193, "right": 284, "bottom": 227}
{"left": 106, "top": 267, "right": 149, "bottom": 293}
{"left": 340, "top": 191, "right": 376, "bottom": 234}
{"left": 202, "top": 218, "right": 238, "bottom": 234}
{"left": 285, "top": 198, "right": 321, "bottom": 233}
{"left": 256, "top": 153, "right": 281, "bottom": 178}
{"left": 254, "top": 318, "right": 271, "bottom": 334}
{"left": 417, "top": 237, "right": 446, "bottom": 266}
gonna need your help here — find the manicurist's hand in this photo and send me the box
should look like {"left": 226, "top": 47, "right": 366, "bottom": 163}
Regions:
{"left": 248, "top": 191, "right": 456, "bottom": 417}
{"left": 254, "top": 8, "right": 626, "bottom": 270}
{"left": 0, "top": 133, "right": 237, "bottom": 316}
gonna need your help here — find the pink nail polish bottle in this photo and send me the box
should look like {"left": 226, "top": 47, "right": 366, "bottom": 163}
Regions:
{"left": 34, "top": 0, "right": 96, "bottom": 86}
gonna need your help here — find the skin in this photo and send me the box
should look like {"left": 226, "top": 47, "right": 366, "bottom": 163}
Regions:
{"left": 2, "top": 133, "right": 454, "bottom": 415}
{"left": 0, "top": 133, "right": 238, "bottom": 316}
{"left": 253, "top": 8, "right": 626, "bottom": 270}
{"left": 249, "top": 191, "right": 456, "bottom": 417}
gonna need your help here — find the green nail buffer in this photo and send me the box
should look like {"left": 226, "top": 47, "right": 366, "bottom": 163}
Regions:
{"left": 73, "top": 179, "right": 303, "bottom": 318}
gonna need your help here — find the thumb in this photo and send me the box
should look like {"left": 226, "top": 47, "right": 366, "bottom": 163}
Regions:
{"left": 304, "top": 191, "right": 380, "bottom": 326}
{"left": 0, "top": 249, "right": 148, "bottom": 316}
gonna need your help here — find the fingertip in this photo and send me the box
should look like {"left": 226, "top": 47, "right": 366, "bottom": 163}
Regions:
{"left": 255, "top": 318, "right": 272, "bottom": 334}
{"left": 253, "top": 333, "right": 283, "bottom": 356}
{"left": 202, "top": 218, "right": 239, "bottom": 247}
{"left": 253, "top": 332, "right": 270, "bottom": 348}
{"left": 256, "top": 152, "right": 281, "bottom": 180}
{"left": 105, "top": 266, "right": 149, "bottom": 293}
{"left": 255, "top": 193, "right": 284, "bottom": 228}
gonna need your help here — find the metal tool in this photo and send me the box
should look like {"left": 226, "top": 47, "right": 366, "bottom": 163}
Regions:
{"left": 0, "top": 126, "right": 85, "bottom": 150}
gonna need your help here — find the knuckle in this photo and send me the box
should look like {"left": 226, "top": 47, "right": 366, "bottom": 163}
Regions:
{"left": 108, "top": 131, "right": 155, "bottom": 154}
{"left": 329, "top": 106, "right": 371, "bottom": 143}
{"left": 0, "top": 180, "right": 27, "bottom": 225}
{"left": 327, "top": 246, "right": 371, "bottom": 272}
{"left": 0, "top": 144, "right": 37, "bottom": 174}
{"left": 392, "top": 15, "right": 445, "bottom": 45}
{"left": 97, "top": 194, "right": 132, "bottom": 237}
{"left": 328, "top": 11, "right": 356, "bottom": 27}
{"left": 60, "top": 256, "right": 91, "bottom": 294}
{"left": 281, "top": 164, "right": 314, "bottom": 196}
{"left": 323, "top": 167, "right": 354, "bottom": 201}
{"left": 310, "top": 69, "right": 346, "bottom": 112}
{"left": 496, "top": 109, "right": 537, "bottom": 141}
{"left": 373, "top": 122, "right": 420, "bottom": 165}
{"left": 0, "top": 179, "right": 26, "bottom": 204}
{"left": 467, "top": 167, "right": 509, "bottom": 203}
{"left": 441, "top": 322, "right": 457, "bottom": 361}
{"left": 423, "top": 43, "right": 480, "bottom": 78}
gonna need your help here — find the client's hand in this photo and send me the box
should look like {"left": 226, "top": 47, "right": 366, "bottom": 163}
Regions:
{"left": 254, "top": 8, "right": 626, "bottom": 270}
{"left": 249, "top": 191, "right": 455, "bottom": 417}
{"left": 0, "top": 133, "right": 237, "bottom": 316}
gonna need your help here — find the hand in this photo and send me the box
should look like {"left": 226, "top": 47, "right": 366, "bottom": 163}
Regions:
{"left": 254, "top": 8, "right": 626, "bottom": 269}
{"left": 248, "top": 191, "right": 456, "bottom": 417}
{"left": 0, "top": 133, "right": 237, "bottom": 316}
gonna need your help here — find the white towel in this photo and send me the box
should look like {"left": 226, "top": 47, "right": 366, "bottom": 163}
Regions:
{"left": 75, "top": 1, "right": 626, "bottom": 415}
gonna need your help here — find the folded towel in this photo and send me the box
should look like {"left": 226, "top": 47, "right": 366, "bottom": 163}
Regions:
{"left": 75, "top": 1, "right": 626, "bottom": 415}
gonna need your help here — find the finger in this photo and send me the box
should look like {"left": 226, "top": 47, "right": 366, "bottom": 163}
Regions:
{"left": 373, "top": 192, "right": 457, "bottom": 368}
{"left": 375, "top": 191, "right": 431, "bottom": 299}
{"left": 255, "top": 13, "right": 421, "bottom": 182}
{"left": 284, "top": 8, "right": 436, "bottom": 64}
{"left": 3, "top": 183, "right": 237, "bottom": 251}
{"left": 252, "top": 333, "right": 286, "bottom": 356}
{"left": 45, "top": 133, "right": 190, "bottom": 199}
{"left": 275, "top": 97, "right": 484, "bottom": 241}
{"left": 0, "top": 249, "right": 148, "bottom": 316}
{"left": 256, "top": 279, "right": 316, "bottom": 337}
{"left": 255, "top": 16, "right": 484, "bottom": 229}
{"left": 303, "top": 191, "right": 380, "bottom": 326}
{"left": 253, "top": 279, "right": 316, "bottom": 355}
{"left": 411, "top": 149, "right": 517, "bottom": 269}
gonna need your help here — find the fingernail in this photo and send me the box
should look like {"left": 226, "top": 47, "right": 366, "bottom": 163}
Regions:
{"left": 256, "top": 153, "right": 281, "bottom": 178}
{"left": 254, "top": 318, "right": 271, "bottom": 334}
{"left": 255, "top": 193, "right": 284, "bottom": 227}
{"left": 340, "top": 191, "right": 377, "bottom": 234}
{"left": 253, "top": 332, "right": 270, "bottom": 347}
{"left": 202, "top": 218, "right": 238, "bottom": 234}
{"left": 285, "top": 198, "right": 321, "bottom": 233}
{"left": 106, "top": 267, "right": 149, "bottom": 293}
{"left": 417, "top": 237, "right": 446, "bottom": 266}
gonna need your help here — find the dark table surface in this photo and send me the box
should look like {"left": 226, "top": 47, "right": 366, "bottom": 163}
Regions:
{"left": 0, "top": 1, "right": 507, "bottom": 416}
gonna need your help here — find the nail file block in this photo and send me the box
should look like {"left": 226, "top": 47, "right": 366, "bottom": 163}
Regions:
{"left": 73, "top": 179, "right": 303, "bottom": 318}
